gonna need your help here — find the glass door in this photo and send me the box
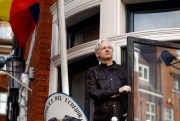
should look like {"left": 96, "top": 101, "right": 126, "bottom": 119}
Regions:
{"left": 127, "top": 36, "right": 180, "bottom": 121}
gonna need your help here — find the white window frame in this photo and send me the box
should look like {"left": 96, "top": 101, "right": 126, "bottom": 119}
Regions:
{"left": 146, "top": 101, "right": 156, "bottom": 121}
{"left": 0, "top": 92, "right": 8, "bottom": 115}
{"left": 139, "top": 64, "right": 149, "bottom": 82}
{"left": 134, "top": 48, "right": 140, "bottom": 72}
{"left": 164, "top": 108, "right": 174, "bottom": 121}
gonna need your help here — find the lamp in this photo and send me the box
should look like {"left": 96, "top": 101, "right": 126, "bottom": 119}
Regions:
{"left": 3, "top": 57, "right": 24, "bottom": 121}
{"left": 161, "top": 50, "right": 180, "bottom": 70}
{"left": 161, "top": 50, "right": 177, "bottom": 66}
{"left": 5, "top": 57, "right": 24, "bottom": 88}
{"left": 0, "top": 56, "right": 31, "bottom": 121}
{"left": 0, "top": 57, "right": 32, "bottom": 91}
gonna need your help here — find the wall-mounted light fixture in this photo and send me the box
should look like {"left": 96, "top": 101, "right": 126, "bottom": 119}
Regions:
{"left": 0, "top": 56, "right": 31, "bottom": 121}
{"left": 161, "top": 50, "right": 180, "bottom": 70}
{"left": 0, "top": 57, "right": 31, "bottom": 91}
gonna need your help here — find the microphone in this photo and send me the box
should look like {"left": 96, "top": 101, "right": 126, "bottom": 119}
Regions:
{"left": 111, "top": 116, "right": 118, "bottom": 121}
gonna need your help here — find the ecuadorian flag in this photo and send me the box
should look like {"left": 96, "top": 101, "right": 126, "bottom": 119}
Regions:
{"left": 0, "top": 0, "right": 40, "bottom": 47}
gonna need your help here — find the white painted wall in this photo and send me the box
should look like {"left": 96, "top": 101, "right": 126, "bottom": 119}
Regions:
{"left": 100, "top": 0, "right": 121, "bottom": 38}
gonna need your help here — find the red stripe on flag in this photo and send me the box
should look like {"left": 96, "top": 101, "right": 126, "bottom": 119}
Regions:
{"left": 10, "top": 0, "right": 39, "bottom": 47}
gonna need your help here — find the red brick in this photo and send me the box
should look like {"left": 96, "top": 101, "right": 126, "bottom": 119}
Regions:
{"left": 26, "top": 0, "right": 54, "bottom": 120}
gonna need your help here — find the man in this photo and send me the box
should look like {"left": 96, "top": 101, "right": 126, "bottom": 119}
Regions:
{"left": 87, "top": 39, "right": 131, "bottom": 121}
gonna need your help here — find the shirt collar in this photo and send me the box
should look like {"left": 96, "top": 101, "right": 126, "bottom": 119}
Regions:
{"left": 100, "top": 61, "right": 118, "bottom": 69}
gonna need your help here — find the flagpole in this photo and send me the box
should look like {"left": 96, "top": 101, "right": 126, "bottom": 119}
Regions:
{"left": 57, "top": 0, "right": 69, "bottom": 95}
{"left": 0, "top": 71, "right": 32, "bottom": 92}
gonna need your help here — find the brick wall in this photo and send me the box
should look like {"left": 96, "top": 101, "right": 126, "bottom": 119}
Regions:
{"left": 24, "top": 0, "right": 56, "bottom": 120}
{"left": 0, "top": 116, "right": 6, "bottom": 121}
{"left": 0, "top": 75, "right": 8, "bottom": 121}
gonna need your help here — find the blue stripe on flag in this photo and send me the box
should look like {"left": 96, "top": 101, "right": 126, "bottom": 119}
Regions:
{"left": 29, "top": 3, "right": 40, "bottom": 23}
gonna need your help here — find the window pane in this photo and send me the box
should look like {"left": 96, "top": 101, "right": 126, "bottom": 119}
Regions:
{"left": 132, "top": 40, "right": 179, "bottom": 121}
{"left": 146, "top": 115, "right": 150, "bottom": 120}
{"left": 146, "top": 103, "right": 150, "bottom": 112}
{"left": 67, "top": 14, "right": 100, "bottom": 48}
{"left": 139, "top": 66, "right": 142, "bottom": 77}
{"left": 151, "top": 116, "right": 155, "bottom": 121}
{"left": 164, "top": 108, "right": 173, "bottom": 121}
{"left": 0, "top": 93, "right": 8, "bottom": 115}
{"left": 144, "top": 68, "right": 147, "bottom": 79}
{"left": 0, "top": 93, "right": 8, "bottom": 102}
{"left": 173, "top": 78, "right": 179, "bottom": 90}
{"left": 0, "top": 22, "right": 13, "bottom": 40}
{"left": 134, "top": 10, "right": 180, "bottom": 32}
{"left": 0, "top": 103, "right": 6, "bottom": 114}
{"left": 151, "top": 104, "right": 155, "bottom": 113}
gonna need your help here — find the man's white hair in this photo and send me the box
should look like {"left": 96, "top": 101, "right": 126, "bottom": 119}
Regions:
{"left": 95, "top": 38, "right": 113, "bottom": 61}
{"left": 95, "top": 38, "right": 113, "bottom": 52}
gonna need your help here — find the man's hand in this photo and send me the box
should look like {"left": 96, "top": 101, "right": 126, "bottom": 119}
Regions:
{"left": 119, "top": 85, "right": 131, "bottom": 93}
{"left": 122, "top": 113, "right": 127, "bottom": 121}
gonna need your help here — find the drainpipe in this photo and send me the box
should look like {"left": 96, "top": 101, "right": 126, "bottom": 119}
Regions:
{"left": 57, "top": 0, "right": 69, "bottom": 95}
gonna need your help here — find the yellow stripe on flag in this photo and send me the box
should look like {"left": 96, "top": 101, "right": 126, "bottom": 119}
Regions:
{"left": 0, "top": 0, "right": 12, "bottom": 21}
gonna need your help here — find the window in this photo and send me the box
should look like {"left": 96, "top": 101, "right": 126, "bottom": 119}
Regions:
{"left": 139, "top": 64, "right": 149, "bottom": 82}
{"left": 134, "top": 10, "right": 180, "bottom": 32}
{"left": 134, "top": 48, "right": 140, "bottom": 72}
{"left": 127, "top": 36, "right": 180, "bottom": 121}
{"left": 127, "top": 1, "right": 180, "bottom": 32}
{"left": 177, "top": 50, "right": 180, "bottom": 60}
{"left": 0, "top": 93, "right": 8, "bottom": 115}
{"left": 67, "top": 14, "right": 99, "bottom": 48}
{"left": 0, "top": 22, "right": 13, "bottom": 40}
{"left": 164, "top": 108, "right": 174, "bottom": 121}
{"left": 146, "top": 102, "right": 155, "bottom": 121}
{"left": 174, "top": 78, "right": 179, "bottom": 91}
